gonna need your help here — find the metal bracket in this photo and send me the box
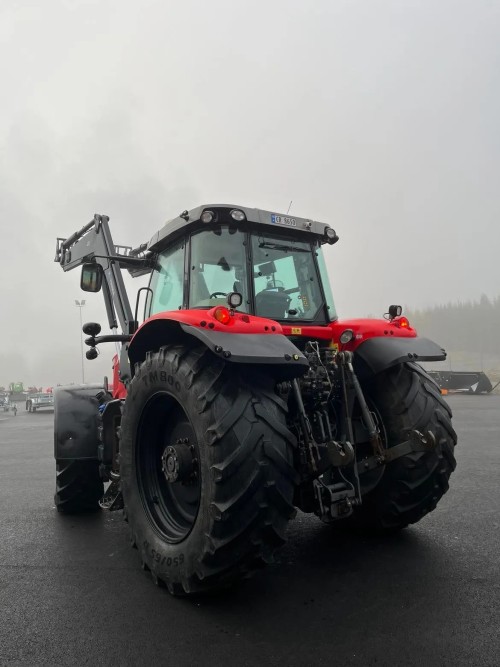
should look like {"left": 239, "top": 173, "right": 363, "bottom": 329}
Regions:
{"left": 99, "top": 480, "right": 124, "bottom": 511}
{"left": 337, "top": 351, "right": 385, "bottom": 457}
{"left": 326, "top": 440, "right": 355, "bottom": 467}
{"left": 359, "top": 430, "right": 437, "bottom": 474}
{"left": 313, "top": 480, "right": 356, "bottom": 522}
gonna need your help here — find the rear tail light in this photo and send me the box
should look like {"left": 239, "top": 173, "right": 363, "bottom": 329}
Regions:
{"left": 393, "top": 316, "right": 410, "bottom": 328}
{"left": 213, "top": 307, "right": 231, "bottom": 324}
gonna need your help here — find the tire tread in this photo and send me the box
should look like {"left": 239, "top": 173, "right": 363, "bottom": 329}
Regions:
{"left": 348, "top": 362, "right": 457, "bottom": 532}
{"left": 121, "top": 344, "right": 296, "bottom": 595}
{"left": 54, "top": 459, "right": 103, "bottom": 513}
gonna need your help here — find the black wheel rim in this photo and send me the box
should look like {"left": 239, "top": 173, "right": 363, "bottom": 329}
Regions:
{"left": 136, "top": 392, "right": 201, "bottom": 543}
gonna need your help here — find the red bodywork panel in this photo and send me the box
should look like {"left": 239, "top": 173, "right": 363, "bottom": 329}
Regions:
{"left": 282, "top": 316, "right": 416, "bottom": 351}
{"left": 112, "top": 354, "right": 127, "bottom": 399}
{"left": 110, "top": 309, "right": 416, "bottom": 398}
{"left": 134, "top": 307, "right": 285, "bottom": 335}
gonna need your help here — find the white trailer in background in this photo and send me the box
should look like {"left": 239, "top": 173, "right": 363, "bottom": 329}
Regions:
{"left": 26, "top": 391, "right": 54, "bottom": 412}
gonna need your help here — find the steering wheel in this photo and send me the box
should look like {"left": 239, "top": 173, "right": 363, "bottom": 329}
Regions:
{"left": 209, "top": 292, "right": 227, "bottom": 299}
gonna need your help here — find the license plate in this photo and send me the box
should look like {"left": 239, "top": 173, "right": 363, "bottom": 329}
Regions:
{"left": 271, "top": 214, "right": 296, "bottom": 227}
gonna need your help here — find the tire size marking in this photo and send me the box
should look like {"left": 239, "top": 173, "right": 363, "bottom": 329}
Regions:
{"left": 141, "top": 370, "right": 181, "bottom": 392}
{"left": 143, "top": 540, "right": 184, "bottom": 567}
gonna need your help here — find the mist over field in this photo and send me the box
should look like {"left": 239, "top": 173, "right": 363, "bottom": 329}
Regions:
{"left": 0, "top": 0, "right": 499, "bottom": 387}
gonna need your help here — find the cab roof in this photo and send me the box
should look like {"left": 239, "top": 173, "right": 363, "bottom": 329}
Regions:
{"left": 147, "top": 204, "right": 336, "bottom": 252}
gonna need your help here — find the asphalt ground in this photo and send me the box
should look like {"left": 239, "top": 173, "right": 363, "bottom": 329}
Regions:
{"left": 0, "top": 396, "right": 498, "bottom": 667}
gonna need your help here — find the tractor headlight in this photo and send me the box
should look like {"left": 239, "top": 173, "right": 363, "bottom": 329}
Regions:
{"left": 201, "top": 210, "right": 215, "bottom": 224}
{"left": 230, "top": 209, "right": 246, "bottom": 222}
{"left": 325, "top": 227, "right": 339, "bottom": 245}
{"left": 340, "top": 329, "right": 354, "bottom": 344}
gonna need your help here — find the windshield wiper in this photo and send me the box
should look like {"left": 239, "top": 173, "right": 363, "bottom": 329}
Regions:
{"left": 258, "top": 242, "right": 309, "bottom": 253}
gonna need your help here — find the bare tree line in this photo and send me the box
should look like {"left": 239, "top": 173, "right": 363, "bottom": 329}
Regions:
{"left": 406, "top": 294, "right": 499, "bottom": 356}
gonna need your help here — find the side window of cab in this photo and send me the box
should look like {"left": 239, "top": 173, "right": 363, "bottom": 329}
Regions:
{"left": 150, "top": 241, "right": 185, "bottom": 314}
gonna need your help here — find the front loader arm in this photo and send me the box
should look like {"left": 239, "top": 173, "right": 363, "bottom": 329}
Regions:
{"left": 54, "top": 214, "right": 151, "bottom": 334}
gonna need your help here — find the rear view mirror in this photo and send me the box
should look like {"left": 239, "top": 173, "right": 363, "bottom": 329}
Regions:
{"left": 81, "top": 263, "right": 103, "bottom": 292}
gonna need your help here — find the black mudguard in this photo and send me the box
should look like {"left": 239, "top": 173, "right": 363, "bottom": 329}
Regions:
{"left": 54, "top": 384, "right": 104, "bottom": 461}
{"left": 181, "top": 325, "right": 308, "bottom": 377}
{"left": 354, "top": 336, "right": 446, "bottom": 376}
{"left": 127, "top": 319, "right": 308, "bottom": 380}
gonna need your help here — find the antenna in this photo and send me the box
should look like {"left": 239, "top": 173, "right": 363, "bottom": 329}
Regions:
{"left": 286, "top": 200, "right": 293, "bottom": 215}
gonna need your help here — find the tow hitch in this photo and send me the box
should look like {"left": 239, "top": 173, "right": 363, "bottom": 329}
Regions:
{"left": 313, "top": 479, "right": 356, "bottom": 521}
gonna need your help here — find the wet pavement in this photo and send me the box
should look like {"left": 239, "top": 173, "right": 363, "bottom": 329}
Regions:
{"left": 0, "top": 395, "right": 498, "bottom": 666}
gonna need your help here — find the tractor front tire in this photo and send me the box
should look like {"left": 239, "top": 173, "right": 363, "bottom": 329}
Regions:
{"left": 349, "top": 362, "right": 457, "bottom": 532}
{"left": 120, "top": 344, "right": 297, "bottom": 595}
{"left": 54, "top": 460, "right": 103, "bottom": 513}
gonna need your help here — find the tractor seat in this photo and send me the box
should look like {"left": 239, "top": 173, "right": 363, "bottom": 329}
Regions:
{"left": 255, "top": 290, "right": 291, "bottom": 319}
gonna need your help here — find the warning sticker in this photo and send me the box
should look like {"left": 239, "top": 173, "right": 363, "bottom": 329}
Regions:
{"left": 291, "top": 327, "right": 302, "bottom": 335}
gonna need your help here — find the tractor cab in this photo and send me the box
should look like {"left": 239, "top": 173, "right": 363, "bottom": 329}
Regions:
{"left": 147, "top": 206, "right": 338, "bottom": 325}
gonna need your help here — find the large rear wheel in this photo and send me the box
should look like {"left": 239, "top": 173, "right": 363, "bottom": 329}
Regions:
{"left": 120, "top": 344, "right": 297, "bottom": 595}
{"left": 347, "top": 362, "right": 457, "bottom": 532}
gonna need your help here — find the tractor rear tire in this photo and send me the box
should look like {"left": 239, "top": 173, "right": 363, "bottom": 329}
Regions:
{"left": 120, "top": 344, "right": 297, "bottom": 595}
{"left": 347, "top": 362, "right": 457, "bottom": 532}
{"left": 54, "top": 460, "right": 103, "bottom": 513}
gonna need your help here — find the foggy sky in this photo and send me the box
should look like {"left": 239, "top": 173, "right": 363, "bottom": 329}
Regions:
{"left": 1, "top": 0, "right": 499, "bottom": 387}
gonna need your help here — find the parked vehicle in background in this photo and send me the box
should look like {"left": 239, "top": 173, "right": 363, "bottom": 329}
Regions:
{"left": 8, "top": 382, "right": 26, "bottom": 402}
{"left": 26, "top": 389, "right": 54, "bottom": 413}
{"left": 427, "top": 370, "right": 499, "bottom": 395}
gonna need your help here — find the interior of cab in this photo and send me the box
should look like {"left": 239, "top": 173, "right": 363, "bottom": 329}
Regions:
{"left": 150, "top": 227, "right": 329, "bottom": 322}
{"left": 189, "top": 230, "right": 248, "bottom": 310}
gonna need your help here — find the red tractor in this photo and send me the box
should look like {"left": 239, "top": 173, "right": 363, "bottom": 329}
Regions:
{"left": 54, "top": 206, "right": 456, "bottom": 595}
